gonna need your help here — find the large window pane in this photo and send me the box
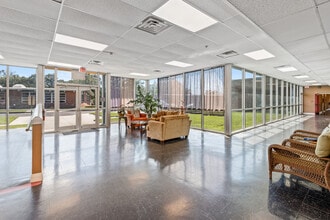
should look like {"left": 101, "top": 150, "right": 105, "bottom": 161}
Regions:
{"left": 9, "top": 66, "right": 36, "bottom": 129}
{"left": 256, "top": 73, "right": 262, "bottom": 108}
{"left": 231, "top": 68, "right": 242, "bottom": 109}
{"left": 158, "top": 77, "right": 169, "bottom": 109}
{"left": 169, "top": 74, "right": 184, "bottom": 109}
{"left": 0, "top": 65, "right": 6, "bottom": 129}
{"left": 232, "top": 110, "right": 243, "bottom": 132}
{"left": 203, "top": 67, "right": 224, "bottom": 132}
{"left": 245, "top": 71, "right": 253, "bottom": 109}
{"left": 185, "top": 71, "right": 201, "bottom": 129}
{"left": 265, "top": 76, "right": 271, "bottom": 107}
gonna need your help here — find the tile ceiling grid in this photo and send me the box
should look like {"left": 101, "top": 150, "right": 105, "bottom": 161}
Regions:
{"left": 0, "top": 0, "right": 329, "bottom": 85}
{"left": 227, "top": 0, "right": 330, "bottom": 85}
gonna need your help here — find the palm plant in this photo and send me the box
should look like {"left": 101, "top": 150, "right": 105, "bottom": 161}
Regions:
{"left": 128, "top": 85, "right": 160, "bottom": 118}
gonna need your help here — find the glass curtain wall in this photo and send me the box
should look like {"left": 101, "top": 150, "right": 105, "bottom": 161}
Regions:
{"left": 245, "top": 71, "right": 254, "bottom": 128}
{"left": 255, "top": 73, "right": 263, "bottom": 126}
{"left": 110, "top": 76, "right": 134, "bottom": 123}
{"left": 0, "top": 65, "right": 6, "bottom": 128}
{"left": 265, "top": 76, "right": 271, "bottom": 123}
{"left": 9, "top": 66, "right": 36, "bottom": 129}
{"left": 203, "top": 66, "right": 225, "bottom": 132}
{"left": 158, "top": 77, "right": 169, "bottom": 109}
{"left": 231, "top": 67, "right": 243, "bottom": 132}
{"left": 169, "top": 74, "right": 184, "bottom": 109}
{"left": 184, "top": 71, "right": 202, "bottom": 129}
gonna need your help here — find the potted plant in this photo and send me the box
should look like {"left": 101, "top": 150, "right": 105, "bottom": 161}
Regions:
{"left": 128, "top": 85, "right": 160, "bottom": 118}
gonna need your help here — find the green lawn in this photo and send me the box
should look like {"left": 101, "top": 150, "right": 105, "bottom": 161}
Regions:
{"left": 188, "top": 111, "right": 268, "bottom": 132}
{"left": 0, "top": 115, "right": 26, "bottom": 129}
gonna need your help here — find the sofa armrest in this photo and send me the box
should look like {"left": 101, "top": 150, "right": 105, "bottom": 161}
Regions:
{"left": 147, "top": 120, "right": 164, "bottom": 130}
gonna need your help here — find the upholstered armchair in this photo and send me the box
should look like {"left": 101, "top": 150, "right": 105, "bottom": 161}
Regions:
{"left": 126, "top": 109, "right": 148, "bottom": 128}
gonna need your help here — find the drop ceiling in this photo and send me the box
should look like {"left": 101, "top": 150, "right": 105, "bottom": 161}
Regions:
{"left": 0, "top": 0, "right": 329, "bottom": 86}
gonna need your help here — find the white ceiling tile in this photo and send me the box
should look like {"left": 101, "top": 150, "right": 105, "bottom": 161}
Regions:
{"left": 318, "top": 2, "right": 330, "bottom": 32}
{"left": 227, "top": 0, "right": 314, "bottom": 25}
{"left": 119, "top": 0, "right": 167, "bottom": 12}
{"left": 284, "top": 35, "right": 328, "bottom": 55}
{"left": 122, "top": 28, "right": 172, "bottom": 48}
{"left": 0, "top": 21, "right": 53, "bottom": 41}
{"left": 305, "top": 58, "right": 330, "bottom": 70}
{"left": 60, "top": 7, "right": 129, "bottom": 37}
{"left": 112, "top": 38, "right": 158, "bottom": 55}
{"left": 0, "top": 0, "right": 60, "bottom": 20}
{"left": 185, "top": 0, "right": 238, "bottom": 22}
{"left": 57, "top": 23, "right": 118, "bottom": 46}
{"left": 162, "top": 44, "right": 196, "bottom": 57}
{"left": 223, "top": 14, "right": 261, "bottom": 38}
{"left": 0, "top": 6, "right": 56, "bottom": 32}
{"left": 197, "top": 23, "right": 244, "bottom": 46}
{"left": 64, "top": 0, "right": 147, "bottom": 26}
{"left": 262, "top": 8, "right": 323, "bottom": 43}
{"left": 296, "top": 49, "right": 330, "bottom": 63}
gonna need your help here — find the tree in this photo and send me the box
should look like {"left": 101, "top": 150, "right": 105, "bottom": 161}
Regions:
{"left": 128, "top": 85, "right": 160, "bottom": 118}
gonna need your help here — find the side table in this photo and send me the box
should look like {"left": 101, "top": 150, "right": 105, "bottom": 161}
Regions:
{"left": 118, "top": 115, "right": 127, "bottom": 127}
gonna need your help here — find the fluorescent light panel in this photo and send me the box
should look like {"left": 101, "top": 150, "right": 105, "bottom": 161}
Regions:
{"left": 293, "top": 75, "right": 309, "bottom": 79}
{"left": 55, "top": 34, "right": 108, "bottom": 51}
{"left": 243, "top": 49, "right": 275, "bottom": 60}
{"left": 48, "top": 61, "right": 81, "bottom": 69}
{"left": 152, "top": 0, "right": 217, "bottom": 32}
{"left": 275, "top": 66, "right": 297, "bottom": 72}
{"left": 129, "top": 72, "right": 149, "bottom": 77}
{"left": 312, "top": 83, "right": 322, "bottom": 86}
{"left": 165, "top": 61, "right": 193, "bottom": 67}
{"left": 0, "top": 54, "right": 4, "bottom": 59}
{"left": 305, "top": 80, "right": 317, "bottom": 83}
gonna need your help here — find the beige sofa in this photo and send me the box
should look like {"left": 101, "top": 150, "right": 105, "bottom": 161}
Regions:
{"left": 146, "top": 115, "right": 191, "bottom": 143}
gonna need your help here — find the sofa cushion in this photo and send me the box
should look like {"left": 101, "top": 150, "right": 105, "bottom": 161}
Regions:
{"left": 315, "top": 127, "right": 330, "bottom": 157}
{"left": 133, "top": 109, "right": 140, "bottom": 118}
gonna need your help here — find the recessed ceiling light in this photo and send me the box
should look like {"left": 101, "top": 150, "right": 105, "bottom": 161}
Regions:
{"left": 0, "top": 54, "right": 4, "bottom": 59}
{"left": 243, "top": 49, "right": 275, "bottom": 60}
{"left": 275, "top": 65, "right": 297, "bottom": 72}
{"left": 152, "top": 0, "right": 217, "bottom": 32}
{"left": 305, "top": 80, "right": 317, "bottom": 83}
{"left": 48, "top": 61, "right": 81, "bottom": 69}
{"left": 165, "top": 61, "right": 193, "bottom": 67}
{"left": 293, "top": 75, "right": 309, "bottom": 79}
{"left": 55, "top": 33, "right": 108, "bottom": 51}
{"left": 129, "top": 72, "right": 149, "bottom": 77}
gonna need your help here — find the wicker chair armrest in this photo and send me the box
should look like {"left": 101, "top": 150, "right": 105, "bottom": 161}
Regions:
{"left": 290, "top": 133, "right": 319, "bottom": 139}
{"left": 269, "top": 144, "right": 330, "bottom": 163}
{"left": 293, "top": 129, "right": 321, "bottom": 136}
{"left": 281, "top": 138, "right": 316, "bottom": 153}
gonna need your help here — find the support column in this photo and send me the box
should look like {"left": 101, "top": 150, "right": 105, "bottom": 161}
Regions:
{"left": 224, "top": 64, "right": 232, "bottom": 136}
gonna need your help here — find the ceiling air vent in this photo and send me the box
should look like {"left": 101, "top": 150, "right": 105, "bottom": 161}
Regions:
{"left": 217, "top": 50, "right": 239, "bottom": 58}
{"left": 135, "top": 16, "right": 170, "bottom": 35}
{"left": 88, "top": 60, "right": 104, "bottom": 66}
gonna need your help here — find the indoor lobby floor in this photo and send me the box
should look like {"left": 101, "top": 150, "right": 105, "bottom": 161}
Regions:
{"left": 1, "top": 115, "right": 330, "bottom": 220}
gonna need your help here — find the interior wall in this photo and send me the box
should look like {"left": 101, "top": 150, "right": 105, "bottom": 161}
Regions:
{"left": 303, "top": 86, "right": 330, "bottom": 113}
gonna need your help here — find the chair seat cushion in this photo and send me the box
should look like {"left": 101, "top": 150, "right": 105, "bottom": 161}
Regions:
{"left": 315, "top": 127, "right": 330, "bottom": 157}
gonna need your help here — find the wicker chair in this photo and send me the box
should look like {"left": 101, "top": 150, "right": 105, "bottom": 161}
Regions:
{"left": 268, "top": 139, "right": 330, "bottom": 190}
{"left": 289, "top": 129, "right": 320, "bottom": 144}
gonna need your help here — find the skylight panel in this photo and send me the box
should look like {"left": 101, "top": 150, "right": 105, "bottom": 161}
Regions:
{"left": 153, "top": 0, "right": 217, "bottom": 32}
{"left": 48, "top": 61, "right": 81, "bottom": 69}
{"left": 293, "top": 75, "right": 309, "bottom": 79}
{"left": 243, "top": 49, "right": 275, "bottom": 60}
{"left": 275, "top": 65, "right": 297, "bottom": 72}
{"left": 165, "top": 61, "right": 193, "bottom": 67}
{"left": 55, "top": 34, "right": 108, "bottom": 51}
{"left": 129, "top": 73, "right": 149, "bottom": 77}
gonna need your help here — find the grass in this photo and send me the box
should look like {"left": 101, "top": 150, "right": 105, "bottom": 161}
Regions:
{"left": 0, "top": 115, "right": 27, "bottom": 130}
{"left": 188, "top": 111, "right": 269, "bottom": 132}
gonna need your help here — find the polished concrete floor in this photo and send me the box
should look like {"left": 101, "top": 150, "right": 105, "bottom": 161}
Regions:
{"left": 1, "top": 115, "right": 330, "bottom": 219}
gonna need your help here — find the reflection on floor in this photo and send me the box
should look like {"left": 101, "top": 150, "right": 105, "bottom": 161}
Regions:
{"left": 1, "top": 115, "right": 330, "bottom": 219}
